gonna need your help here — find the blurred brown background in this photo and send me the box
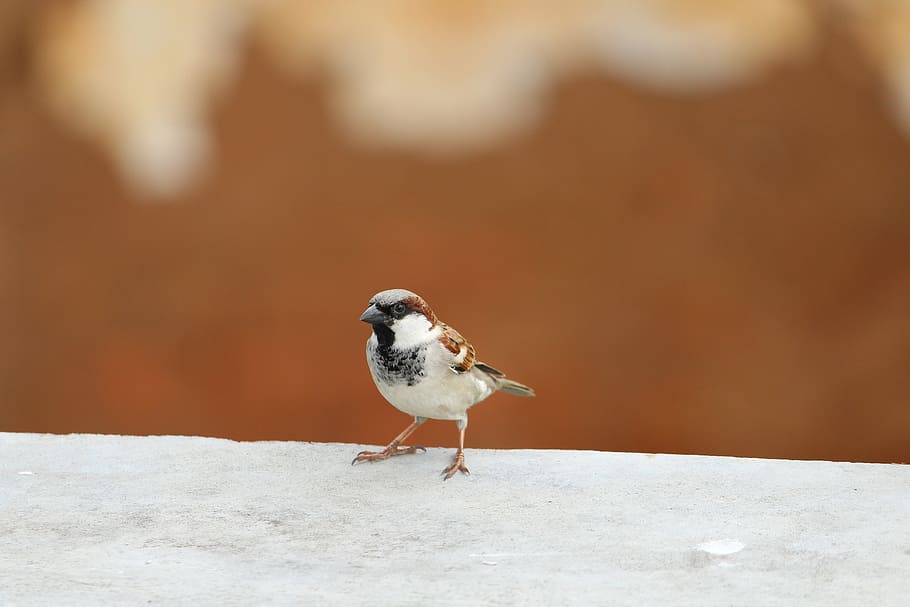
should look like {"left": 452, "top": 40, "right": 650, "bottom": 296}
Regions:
{"left": 2, "top": 1, "right": 909, "bottom": 463}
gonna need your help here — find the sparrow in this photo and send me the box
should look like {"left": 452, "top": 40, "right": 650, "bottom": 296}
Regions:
{"left": 353, "top": 288, "right": 535, "bottom": 479}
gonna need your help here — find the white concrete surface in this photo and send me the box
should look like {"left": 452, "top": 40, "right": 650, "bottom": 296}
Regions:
{"left": 1, "top": 432, "right": 908, "bottom": 606}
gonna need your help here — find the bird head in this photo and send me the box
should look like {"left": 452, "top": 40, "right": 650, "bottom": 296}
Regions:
{"left": 360, "top": 289, "right": 439, "bottom": 348}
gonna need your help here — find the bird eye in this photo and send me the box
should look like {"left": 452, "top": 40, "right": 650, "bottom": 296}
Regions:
{"left": 391, "top": 302, "right": 407, "bottom": 316}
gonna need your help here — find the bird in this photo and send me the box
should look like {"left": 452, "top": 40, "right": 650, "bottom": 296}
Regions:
{"left": 353, "top": 288, "right": 535, "bottom": 479}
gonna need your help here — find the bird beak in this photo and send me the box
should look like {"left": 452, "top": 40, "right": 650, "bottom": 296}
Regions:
{"left": 359, "top": 304, "right": 388, "bottom": 325}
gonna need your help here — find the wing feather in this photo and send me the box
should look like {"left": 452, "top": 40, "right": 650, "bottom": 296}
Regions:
{"left": 438, "top": 324, "right": 476, "bottom": 373}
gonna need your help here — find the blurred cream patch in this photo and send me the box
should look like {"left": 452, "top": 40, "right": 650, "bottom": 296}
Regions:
{"left": 27, "top": 0, "right": 910, "bottom": 198}
{"left": 253, "top": 0, "right": 599, "bottom": 151}
{"left": 589, "top": 0, "right": 816, "bottom": 90}
{"left": 33, "top": 0, "right": 247, "bottom": 199}
{"left": 838, "top": 0, "right": 910, "bottom": 137}
{"left": 255, "top": 0, "right": 815, "bottom": 147}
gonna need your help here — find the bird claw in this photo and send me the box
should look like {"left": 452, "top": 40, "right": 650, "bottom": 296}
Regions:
{"left": 441, "top": 452, "right": 470, "bottom": 480}
{"left": 351, "top": 445, "right": 426, "bottom": 466}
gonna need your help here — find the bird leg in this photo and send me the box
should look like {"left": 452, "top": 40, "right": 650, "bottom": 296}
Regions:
{"left": 352, "top": 418, "right": 426, "bottom": 465}
{"left": 442, "top": 425, "right": 470, "bottom": 480}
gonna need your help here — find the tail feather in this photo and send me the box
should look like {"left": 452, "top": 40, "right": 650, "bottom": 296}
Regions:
{"left": 476, "top": 361, "right": 535, "bottom": 397}
{"left": 497, "top": 379, "right": 536, "bottom": 397}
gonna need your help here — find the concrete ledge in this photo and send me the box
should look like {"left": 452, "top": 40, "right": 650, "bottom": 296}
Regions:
{"left": 1, "top": 433, "right": 908, "bottom": 605}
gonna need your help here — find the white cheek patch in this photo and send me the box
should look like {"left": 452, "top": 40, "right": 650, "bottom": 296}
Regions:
{"left": 392, "top": 314, "right": 437, "bottom": 349}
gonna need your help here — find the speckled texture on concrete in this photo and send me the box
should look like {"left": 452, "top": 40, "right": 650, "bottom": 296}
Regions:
{"left": 1, "top": 433, "right": 908, "bottom": 606}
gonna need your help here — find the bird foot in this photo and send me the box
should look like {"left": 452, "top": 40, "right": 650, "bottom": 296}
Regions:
{"left": 441, "top": 451, "right": 470, "bottom": 480}
{"left": 352, "top": 443, "right": 426, "bottom": 465}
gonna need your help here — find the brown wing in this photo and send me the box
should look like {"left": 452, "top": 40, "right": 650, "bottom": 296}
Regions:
{"left": 438, "top": 323, "right": 476, "bottom": 373}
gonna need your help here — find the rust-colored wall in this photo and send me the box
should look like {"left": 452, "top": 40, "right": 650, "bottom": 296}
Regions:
{"left": 2, "top": 38, "right": 909, "bottom": 463}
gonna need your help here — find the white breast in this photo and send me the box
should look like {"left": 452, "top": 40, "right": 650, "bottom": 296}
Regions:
{"left": 366, "top": 338, "right": 497, "bottom": 421}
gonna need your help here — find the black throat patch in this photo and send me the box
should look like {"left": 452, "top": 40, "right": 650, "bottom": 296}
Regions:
{"left": 372, "top": 323, "right": 395, "bottom": 348}
{"left": 369, "top": 332, "right": 426, "bottom": 387}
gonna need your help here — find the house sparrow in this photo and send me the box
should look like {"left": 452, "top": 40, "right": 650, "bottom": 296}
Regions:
{"left": 353, "top": 288, "right": 535, "bottom": 479}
